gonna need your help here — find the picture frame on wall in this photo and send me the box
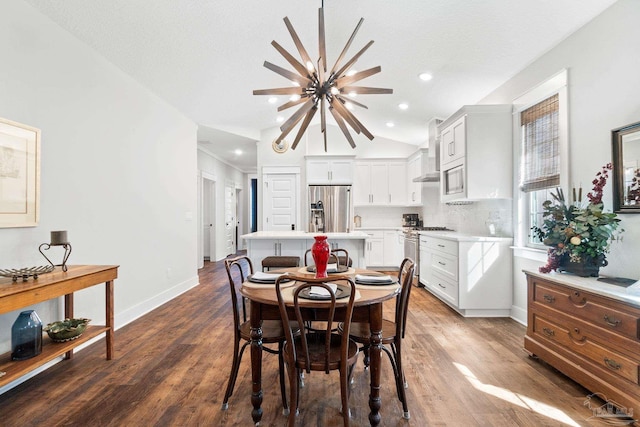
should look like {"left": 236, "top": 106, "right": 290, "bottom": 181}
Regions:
{"left": 0, "top": 117, "right": 40, "bottom": 228}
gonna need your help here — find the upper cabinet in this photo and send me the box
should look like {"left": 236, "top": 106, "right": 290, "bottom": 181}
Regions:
{"left": 354, "top": 160, "right": 407, "bottom": 206}
{"left": 306, "top": 156, "right": 354, "bottom": 185}
{"left": 407, "top": 150, "right": 429, "bottom": 205}
{"left": 438, "top": 105, "right": 512, "bottom": 202}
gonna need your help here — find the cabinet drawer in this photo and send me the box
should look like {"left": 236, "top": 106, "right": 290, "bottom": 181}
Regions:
{"left": 431, "top": 252, "right": 458, "bottom": 282}
{"left": 533, "top": 314, "right": 640, "bottom": 385}
{"left": 532, "top": 280, "right": 640, "bottom": 341}
{"left": 427, "top": 271, "right": 458, "bottom": 306}
{"left": 360, "top": 229, "right": 384, "bottom": 239}
{"left": 422, "top": 236, "right": 458, "bottom": 256}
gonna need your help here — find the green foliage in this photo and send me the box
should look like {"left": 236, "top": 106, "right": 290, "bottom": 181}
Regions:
{"left": 532, "top": 188, "right": 622, "bottom": 262}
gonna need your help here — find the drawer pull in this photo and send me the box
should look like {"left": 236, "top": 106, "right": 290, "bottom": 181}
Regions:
{"left": 437, "top": 244, "right": 445, "bottom": 248}
{"left": 604, "top": 357, "right": 621, "bottom": 371}
{"left": 543, "top": 294, "right": 555, "bottom": 304}
{"left": 438, "top": 283, "right": 446, "bottom": 289}
{"left": 438, "top": 261, "right": 446, "bottom": 266}
{"left": 603, "top": 315, "right": 621, "bottom": 327}
{"left": 569, "top": 291, "right": 587, "bottom": 306}
{"left": 542, "top": 327, "right": 555, "bottom": 337}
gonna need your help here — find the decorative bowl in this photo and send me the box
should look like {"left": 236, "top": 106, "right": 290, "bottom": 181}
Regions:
{"left": 44, "top": 318, "right": 91, "bottom": 342}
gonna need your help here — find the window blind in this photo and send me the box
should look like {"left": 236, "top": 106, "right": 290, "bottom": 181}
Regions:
{"left": 520, "top": 94, "right": 559, "bottom": 192}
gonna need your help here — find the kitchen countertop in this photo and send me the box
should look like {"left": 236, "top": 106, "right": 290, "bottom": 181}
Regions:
{"left": 524, "top": 269, "right": 640, "bottom": 308}
{"left": 418, "top": 230, "right": 513, "bottom": 242}
{"left": 241, "top": 231, "right": 369, "bottom": 240}
{"left": 354, "top": 227, "right": 402, "bottom": 231}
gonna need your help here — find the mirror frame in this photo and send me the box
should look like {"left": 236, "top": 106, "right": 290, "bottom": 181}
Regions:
{"left": 612, "top": 120, "right": 640, "bottom": 213}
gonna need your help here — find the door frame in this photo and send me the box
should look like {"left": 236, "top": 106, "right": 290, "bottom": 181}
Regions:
{"left": 261, "top": 166, "right": 301, "bottom": 232}
{"left": 198, "top": 171, "right": 217, "bottom": 269}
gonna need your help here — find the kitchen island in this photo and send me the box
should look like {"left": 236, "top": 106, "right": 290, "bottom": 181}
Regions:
{"left": 241, "top": 231, "right": 369, "bottom": 269}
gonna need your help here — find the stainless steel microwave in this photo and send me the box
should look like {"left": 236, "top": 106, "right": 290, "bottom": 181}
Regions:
{"left": 442, "top": 163, "right": 465, "bottom": 198}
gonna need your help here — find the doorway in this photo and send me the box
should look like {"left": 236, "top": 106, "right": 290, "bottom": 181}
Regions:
{"left": 202, "top": 177, "right": 216, "bottom": 262}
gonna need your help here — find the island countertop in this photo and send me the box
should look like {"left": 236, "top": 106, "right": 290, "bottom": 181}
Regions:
{"left": 241, "top": 231, "right": 369, "bottom": 240}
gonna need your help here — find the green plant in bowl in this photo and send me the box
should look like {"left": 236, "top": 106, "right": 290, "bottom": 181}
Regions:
{"left": 44, "top": 318, "right": 91, "bottom": 342}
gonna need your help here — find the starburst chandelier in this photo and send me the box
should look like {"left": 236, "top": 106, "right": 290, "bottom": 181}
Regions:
{"left": 253, "top": 2, "right": 393, "bottom": 152}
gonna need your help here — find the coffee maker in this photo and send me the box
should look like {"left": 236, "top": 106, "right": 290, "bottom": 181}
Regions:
{"left": 402, "top": 213, "right": 419, "bottom": 228}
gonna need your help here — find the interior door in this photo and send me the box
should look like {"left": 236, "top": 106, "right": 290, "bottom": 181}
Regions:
{"left": 263, "top": 174, "right": 297, "bottom": 231}
{"left": 203, "top": 178, "right": 215, "bottom": 260}
{"left": 225, "top": 183, "right": 236, "bottom": 256}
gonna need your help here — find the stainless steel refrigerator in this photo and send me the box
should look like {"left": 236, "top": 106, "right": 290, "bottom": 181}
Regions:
{"left": 308, "top": 185, "right": 352, "bottom": 232}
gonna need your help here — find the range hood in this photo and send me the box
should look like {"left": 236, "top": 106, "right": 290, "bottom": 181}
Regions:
{"left": 412, "top": 118, "right": 442, "bottom": 182}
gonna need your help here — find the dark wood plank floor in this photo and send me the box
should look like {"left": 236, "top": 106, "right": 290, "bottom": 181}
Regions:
{"left": 0, "top": 255, "right": 601, "bottom": 426}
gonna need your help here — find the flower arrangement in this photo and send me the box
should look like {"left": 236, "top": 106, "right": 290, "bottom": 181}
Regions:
{"left": 532, "top": 163, "right": 623, "bottom": 274}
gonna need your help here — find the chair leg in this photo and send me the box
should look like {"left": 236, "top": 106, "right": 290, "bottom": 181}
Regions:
{"left": 278, "top": 341, "right": 289, "bottom": 414}
{"left": 285, "top": 364, "right": 299, "bottom": 427}
{"left": 339, "top": 367, "right": 351, "bottom": 426}
{"left": 389, "top": 342, "right": 410, "bottom": 419}
{"left": 361, "top": 345, "right": 370, "bottom": 369}
{"left": 222, "top": 337, "right": 248, "bottom": 409}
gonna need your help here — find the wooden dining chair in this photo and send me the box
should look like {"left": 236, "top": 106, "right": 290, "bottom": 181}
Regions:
{"left": 338, "top": 257, "right": 415, "bottom": 420}
{"left": 275, "top": 275, "right": 359, "bottom": 426}
{"left": 303, "top": 248, "right": 352, "bottom": 267}
{"left": 221, "top": 255, "right": 291, "bottom": 413}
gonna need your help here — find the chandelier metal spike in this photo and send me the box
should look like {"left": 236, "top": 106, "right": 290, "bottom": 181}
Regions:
{"left": 253, "top": 5, "right": 393, "bottom": 152}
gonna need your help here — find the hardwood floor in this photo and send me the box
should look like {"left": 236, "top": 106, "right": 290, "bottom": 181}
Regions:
{"left": 0, "top": 256, "right": 602, "bottom": 426}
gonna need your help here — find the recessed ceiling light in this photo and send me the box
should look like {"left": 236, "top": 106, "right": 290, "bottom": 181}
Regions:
{"left": 345, "top": 102, "right": 354, "bottom": 110}
{"left": 234, "top": 149, "right": 242, "bottom": 155}
{"left": 398, "top": 103, "right": 408, "bottom": 110}
{"left": 268, "top": 97, "right": 278, "bottom": 104}
{"left": 276, "top": 116, "right": 284, "bottom": 123}
{"left": 419, "top": 72, "right": 433, "bottom": 81}
{"left": 386, "top": 122, "right": 395, "bottom": 128}
{"left": 348, "top": 91, "right": 357, "bottom": 98}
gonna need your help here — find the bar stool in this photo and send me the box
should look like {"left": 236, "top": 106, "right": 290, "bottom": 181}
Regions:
{"left": 261, "top": 256, "right": 300, "bottom": 272}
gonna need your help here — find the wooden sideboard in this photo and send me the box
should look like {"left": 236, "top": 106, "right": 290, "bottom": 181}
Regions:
{"left": 0, "top": 265, "right": 118, "bottom": 388}
{"left": 524, "top": 271, "right": 640, "bottom": 415}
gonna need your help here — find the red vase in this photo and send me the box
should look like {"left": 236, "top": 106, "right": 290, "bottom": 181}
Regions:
{"left": 312, "top": 235, "right": 330, "bottom": 278}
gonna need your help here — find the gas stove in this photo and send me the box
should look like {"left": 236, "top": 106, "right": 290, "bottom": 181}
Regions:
{"left": 401, "top": 226, "right": 454, "bottom": 237}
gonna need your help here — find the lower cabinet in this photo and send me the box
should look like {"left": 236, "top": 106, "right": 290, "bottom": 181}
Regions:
{"left": 420, "top": 234, "right": 512, "bottom": 316}
{"left": 360, "top": 229, "right": 402, "bottom": 268}
{"left": 524, "top": 272, "right": 640, "bottom": 415}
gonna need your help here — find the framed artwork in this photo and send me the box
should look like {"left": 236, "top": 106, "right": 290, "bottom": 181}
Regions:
{"left": 0, "top": 117, "right": 40, "bottom": 228}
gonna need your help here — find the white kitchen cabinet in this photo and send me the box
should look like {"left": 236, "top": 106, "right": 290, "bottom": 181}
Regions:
{"left": 360, "top": 229, "right": 403, "bottom": 268}
{"left": 407, "top": 153, "right": 422, "bottom": 205}
{"left": 440, "top": 115, "right": 466, "bottom": 166}
{"left": 248, "top": 239, "right": 307, "bottom": 268}
{"left": 438, "top": 105, "right": 512, "bottom": 202}
{"left": 306, "top": 157, "right": 354, "bottom": 184}
{"left": 354, "top": 160, "right": 407, "bottom": 206}
{"left": 420, "top": 233, "right": 512, "bottom": 317}
{"left": 383, "top": 230, "right": 402, "bottom": 267}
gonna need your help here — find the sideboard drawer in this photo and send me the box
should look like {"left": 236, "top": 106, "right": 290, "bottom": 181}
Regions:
{"left": 533, "top": 314, "right": 640, "bottom": 385}
{"left": 424, "top": 237, "right": 458, "bottom": 257}
{"left": 532, "top": 280, "right": 640, "bottom": 341}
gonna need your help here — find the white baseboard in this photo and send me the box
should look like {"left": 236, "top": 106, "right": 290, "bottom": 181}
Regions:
{"left": 510, "top": 305, "right": 527, "bottom": 326}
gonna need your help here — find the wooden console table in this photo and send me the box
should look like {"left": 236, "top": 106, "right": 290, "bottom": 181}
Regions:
{"left": 0, "top": 265, "right": 118, "bottom": 387}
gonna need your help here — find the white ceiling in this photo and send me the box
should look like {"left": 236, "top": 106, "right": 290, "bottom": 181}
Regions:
{"left": 25, "top": 0, "right": 617, "bottom": 172}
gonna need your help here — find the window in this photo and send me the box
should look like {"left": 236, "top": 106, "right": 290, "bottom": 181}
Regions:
{"left": 520, "top": 95, "right": 560, "bottom": 245}
{"left": 513, "top": 70, "right": 568, "bottom": 250}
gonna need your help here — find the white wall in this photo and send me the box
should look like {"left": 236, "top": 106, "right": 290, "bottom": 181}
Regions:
{"left": 479, "top": 0, "right": 640, "bottom": 323}
{"left": 0, "top": 0, "right": 199, "bottom": 386}
{"left": 197, "top": 149, "right": 246, "bottom": 261}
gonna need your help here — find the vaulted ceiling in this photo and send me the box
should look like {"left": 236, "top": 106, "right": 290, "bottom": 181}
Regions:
{"left": 25, "top": 0, "right": 618, "bottom": 171}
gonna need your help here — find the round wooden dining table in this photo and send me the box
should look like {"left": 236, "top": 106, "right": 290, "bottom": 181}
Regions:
{"left": 240, "top": 267, "right": 400, "bottom": 426}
